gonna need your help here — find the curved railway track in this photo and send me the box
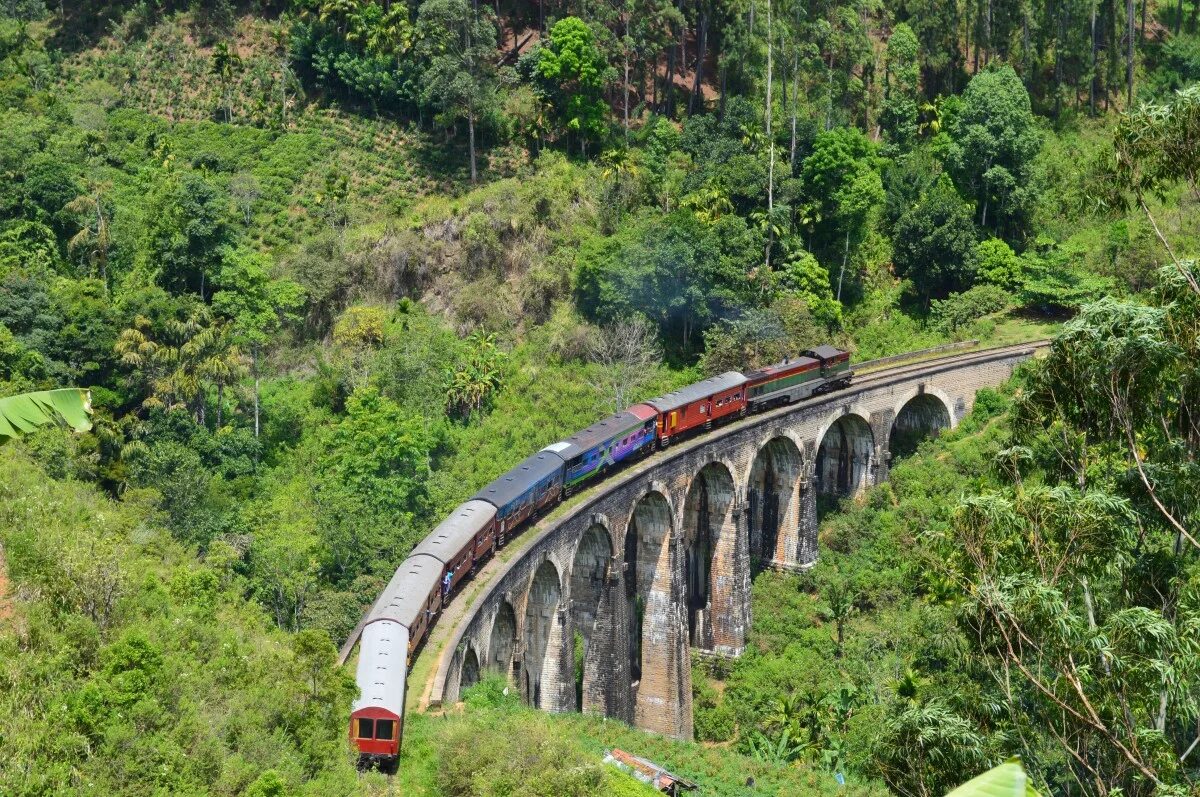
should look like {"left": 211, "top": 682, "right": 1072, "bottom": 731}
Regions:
{"left": 396, "top": 339, "right": 1048, "bottom": 714}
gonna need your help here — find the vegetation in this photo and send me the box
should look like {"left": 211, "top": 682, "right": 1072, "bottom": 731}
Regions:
{"left": 701, "top": 259, "right": 1200, "bottom": 794}
{"left": 0, "top": 0, "right": 1198, "bottom": 793}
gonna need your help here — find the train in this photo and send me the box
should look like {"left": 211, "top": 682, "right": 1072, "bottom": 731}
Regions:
{"left": 348, "top": 344, "right": 853, "bottom": 768}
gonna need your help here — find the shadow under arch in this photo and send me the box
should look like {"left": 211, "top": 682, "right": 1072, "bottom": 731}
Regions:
{"left": 487, "top": 600, "right": 517, "bottom": 679}
{"left": 890, "top": 392, "right": 952, "bottom": 460}
{"left": 460, "top": 645, "right": 480, "bottom": 693}
{"left": 815, "top": 413, "right": 874, "bottom": 498}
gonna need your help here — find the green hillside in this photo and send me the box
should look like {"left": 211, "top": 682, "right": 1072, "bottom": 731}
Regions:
{"left": 1, "top": 0, "right": 1199, "bottom": 793}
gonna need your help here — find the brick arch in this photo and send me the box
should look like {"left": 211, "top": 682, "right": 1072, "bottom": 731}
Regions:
{"left": 815, "top": 408, "right": 875, "bottom": 497}
{"left": 890, "top": 385, "right": 957, "bottom": 431}
{"left": 890, "top": 388, "right": 955, "bottom": 461}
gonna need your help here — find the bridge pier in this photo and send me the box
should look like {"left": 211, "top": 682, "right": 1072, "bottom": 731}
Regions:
{"left": 582, "top": 561, "right": 634, "bottom": 721}
{"left": 634, "top": 525, "right": 692, "bottom": 739}
{"left": 707, "top": 499, "right": 749, "bottom": 656}
{"left": 797, "top": 466, "right": 818, "bottom": 567}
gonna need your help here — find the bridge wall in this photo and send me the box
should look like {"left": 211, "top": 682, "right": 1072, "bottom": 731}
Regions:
{"left": 431, "top": 346, "right": 1036, "bottom": 739}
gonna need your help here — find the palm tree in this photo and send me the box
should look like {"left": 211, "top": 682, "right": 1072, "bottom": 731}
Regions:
{"left": 116, "top": 310, "right": 246, "bottom": 426}
{"left": 211, "top": 42, "right": 243, "bottom": 123}
{"left": 822, "top": 578, "right": 857, "bottom": 658}
{"left": 64, "top": 184, "right": 112, "bottom": 290}
{"left": 196, "top": 325, "right": 250, "bottom": 428}
{"left": 446, "top": 332, "right": 505, "bottom": 418}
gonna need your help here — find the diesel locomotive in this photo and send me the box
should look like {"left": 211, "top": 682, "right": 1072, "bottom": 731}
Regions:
{"left": 348, "top": 345, "right": 852, "bottom": 767}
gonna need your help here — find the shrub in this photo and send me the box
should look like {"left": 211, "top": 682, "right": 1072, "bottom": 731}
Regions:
{"left": 930, "top": 284, "right": 1012, "bottom": 334}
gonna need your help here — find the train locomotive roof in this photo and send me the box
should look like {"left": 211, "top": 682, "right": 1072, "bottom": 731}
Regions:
{"left": 472, "top": 449, "right": 565, "bottom": 510}
{"left": 805, "top": 344, "right": 849, "bottom": 361}
{"left": 351, "top": 618, "right": 409, "bottom": 715}
{"left": 742, "top": 355, "right": 820, "bottom": 381}
{"left": 411, "top": 500, "right": 497, "bottom": 565}
{"left": 643, "top": 371, "right": 748, "bottom": 413}
{"left": 542, "top": 410, "right": 646, "bottom": 462}
{"left": 368, "top": 554, "right": 442, "bottom": 630}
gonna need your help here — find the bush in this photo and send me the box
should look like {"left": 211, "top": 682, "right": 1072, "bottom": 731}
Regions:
{"left": 930, "top": 284, "right": 1012, "bottom": 334}
{"left": 973, "top": 238, "right": 1024, "bottom": 290}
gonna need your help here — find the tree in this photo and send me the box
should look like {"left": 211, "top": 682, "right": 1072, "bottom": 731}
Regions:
{"left": 416, "top": 0, "right": 499, "bottom": 183}
{"left": 799, "top": 128, "right": 884, "bottom": 300}
{"left": 775, "top": 246, "right": 841, "bottom": 328}
{"left": 115, "top": 308, "right": 246, "bottom": 426}
{"left": 64, "top": 183, "right": 112, "bottom": 289}
{"left": 1110, "top": 85, "right": 1200, "bottom": 297}
{"left": 211, "top": 41, "right": 243, "bottom": 123}
{"left": 212, "top": 247, "right": 304, "bottom": 437}
{"left": 946, "top": 66, "right": 1042, "bottom": 241}
{"left": 881, "top": 23, "right": 920, "bottom": 149}
{"left": 972, "top": 238, "right": 1024, "bottom": 290}
{"left": 139, "top": 167, "right": 232, "bottom": 299}
{"left": 585, "top": 316, "right": 662, "bottom": 412}
{"left": 533, "top": 17, "right": 613, "bottom": 155}
{"left": 229, "top": 172, "right": 261, "bottom": 226}
{"left": 575, "top": 210, "right": 749, "bottom": 351}
{"left": 446, "top": 331, "right": 505, "bottom": 419}
{"left": 890, "top": 178, "right": 978, "bottom": 305}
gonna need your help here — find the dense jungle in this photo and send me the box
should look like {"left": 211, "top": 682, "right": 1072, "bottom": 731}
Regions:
{"left": 0, "top": 0, "right": 1198, "bottom": 794}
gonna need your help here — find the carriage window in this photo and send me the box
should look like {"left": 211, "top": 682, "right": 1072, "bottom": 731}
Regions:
{"left": 375, "top": 719, "right": 395, "bottom": 740}
{"left": 357, "top": 718, "right": 375, "bottom": 739}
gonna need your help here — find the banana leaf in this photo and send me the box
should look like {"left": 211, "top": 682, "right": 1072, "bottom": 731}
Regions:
{"left": 0, "top": 389, "right": 93, "bottom": 444}
{"left": 945, "top": 759, "right": 1039, "bottom": 797}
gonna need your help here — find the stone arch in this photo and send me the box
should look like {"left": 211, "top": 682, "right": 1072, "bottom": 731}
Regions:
{"left": 487, "top": 600, "right": 517, "bottom": 678}
{"left": 460, "top": 646, "right": 480, "bottom": 693}
{"left": 890, "top": 390, "right": 953, "bottom": 460}
{"left": 815, "top": 411, "right": 874, "bottom": 497}
{"left": 522, "top": 559, "right": 562, "bottom": 709}
{"left": 569, "top": 523, "right": 612, "bottom": 710}
{"left": 747, "top": 435, "right": 803, "bottom": 573}
{"left": 681, "top": 462, "right": 737, "bottom": 650}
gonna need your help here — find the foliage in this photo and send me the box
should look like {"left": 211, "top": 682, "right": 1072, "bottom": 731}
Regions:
{"left": 0, "top": 387, "right": 92, "bottom": 442}
{"left": 945, "top": 66, "right": 1042, "bottom": 242}
{"left": 2, "top": 0, "right": 1196, "bottom": 791}
{"left": 530, "top": 17, "right": 613, "bottom": 154}
{"left": 930, "top": 285, "right": 1012, "bottom": 334}
{"left": 0, "top": 446, "right": 359, "bottom": 796}
{"left": 890, "top": 177, "right": 978, "bottom": 305}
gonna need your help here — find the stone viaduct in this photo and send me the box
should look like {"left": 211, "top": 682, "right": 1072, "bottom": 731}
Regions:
{"left": 426, "top": 343, "right": 1042, "bottom": 740}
